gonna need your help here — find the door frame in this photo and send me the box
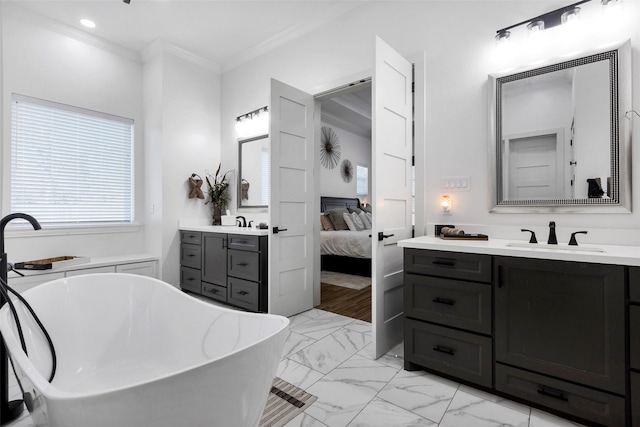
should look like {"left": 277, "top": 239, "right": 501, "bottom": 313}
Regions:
{"left": 310, "top": 51, "right": 427, "bottom": 327}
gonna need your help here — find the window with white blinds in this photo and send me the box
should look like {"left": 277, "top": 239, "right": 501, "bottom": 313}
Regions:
{"left": 11, "top": 94, "right": 134, "bottom": 225}
{"left": 356, "top": 164, "right": 368, "bottom": 197}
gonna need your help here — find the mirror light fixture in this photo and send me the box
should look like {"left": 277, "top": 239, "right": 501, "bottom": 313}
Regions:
{"left": 494, "top": 0, "right": 615, "bottom": 41}
{"left": 236, "top": 106, "right": 269, "bottom": 140}
{"left": 441, "top": 195, "right": 452, "bottom": 214}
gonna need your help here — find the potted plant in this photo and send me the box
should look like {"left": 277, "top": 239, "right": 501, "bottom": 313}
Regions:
{"left": 205, "top": 163, "right": 231, "bottom": 225}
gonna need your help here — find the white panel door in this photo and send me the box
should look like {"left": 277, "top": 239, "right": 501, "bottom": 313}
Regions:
{"left": 506, "top": 133, "right": 563, "bottom": 199}
{"left": 269, "top": 79, "right": 315, "bottom": 317}
{"left": 372, "top": 36, "right": 413, "bottom": 358}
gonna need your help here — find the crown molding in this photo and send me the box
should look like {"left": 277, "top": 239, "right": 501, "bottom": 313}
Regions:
{"left": 3, "top": 2, "right": 141, "bottom": 62}
{"left": 221, "top": 1, "right": 366, "bottom": 73}
{"left": 141, "top": 39, "right": 220, "bottom": 74}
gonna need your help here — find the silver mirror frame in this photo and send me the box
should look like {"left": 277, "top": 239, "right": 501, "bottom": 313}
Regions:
{"left": 237, "top": 134, "right": 269, "bottom": 209}
{"left": 488, "top": 40, "right": 632, "bottom": 213}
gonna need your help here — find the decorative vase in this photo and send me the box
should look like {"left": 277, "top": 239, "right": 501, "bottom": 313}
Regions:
{"left": 212, "top": 204, "right": 222, "bottom": 225}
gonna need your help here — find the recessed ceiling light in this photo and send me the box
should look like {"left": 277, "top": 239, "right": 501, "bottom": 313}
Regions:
{"left": 80, "top": 19, "right": 96, "bottom": 28}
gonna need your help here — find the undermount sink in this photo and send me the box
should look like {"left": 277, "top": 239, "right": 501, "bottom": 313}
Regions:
{"left": 505, "top": 242, "right": 607, "bottom": 253}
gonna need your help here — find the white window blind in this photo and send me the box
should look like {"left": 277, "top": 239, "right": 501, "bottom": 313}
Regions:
{"left": 11, "top": 94, "right": 134, "bottom": 225}
{"left": 356, "top": 164, "right": 368, "bottom": 197}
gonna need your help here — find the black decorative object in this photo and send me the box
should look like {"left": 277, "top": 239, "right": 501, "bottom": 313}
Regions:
{"left": 340, "top": 159, "right": 353, "bottom": 183}
{"left": 320, "top": 126, "right": 341, "bottom": 169}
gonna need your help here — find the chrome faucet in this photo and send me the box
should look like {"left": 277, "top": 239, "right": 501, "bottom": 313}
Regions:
{"left": 547, "top": 221, "right": 557, "bottom": 245}
{"left": 1, "top": 213, "right": 41, "bottom": 424}
{"left": 235, "top": 215, "right": 246, "bottom": 227}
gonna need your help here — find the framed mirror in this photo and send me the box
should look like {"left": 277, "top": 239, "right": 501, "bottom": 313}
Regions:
{"left": 488, "top": 40, "right": 632, "bottom": 213}
{"left": 238, "top": 134, "right": 269, "bottom": 209}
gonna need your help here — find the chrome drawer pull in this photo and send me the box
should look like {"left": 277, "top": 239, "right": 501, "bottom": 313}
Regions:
{"left": 432, "top": 297, "right": 456, "bottom": 306}
{"left": 537, "top": 387, "right": 568, "bottom": 402}
{"left": 432, "top": 345, "right": 456, "bottom": 356}
{"left": 432, "top": 259, "right": 456, "bottom": 267}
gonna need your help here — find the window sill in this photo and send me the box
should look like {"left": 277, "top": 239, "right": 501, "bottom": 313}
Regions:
{"left": 4, "top": 222, "right": 142, "bottom": 238}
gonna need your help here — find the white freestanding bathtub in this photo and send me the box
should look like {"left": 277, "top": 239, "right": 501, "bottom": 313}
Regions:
{"left": 0, "top": 273, "right": 289, "bottom": 427}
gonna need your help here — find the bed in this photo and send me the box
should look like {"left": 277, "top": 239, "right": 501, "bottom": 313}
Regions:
{"left": 320, "top": 196, "right": 372, "bottom": 277}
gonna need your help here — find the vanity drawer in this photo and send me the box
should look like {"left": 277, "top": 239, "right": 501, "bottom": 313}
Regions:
{"left": 202, "top": 282, "right": 227, "bottom": 303}
{"left": 228, "top": 249, "right": 259, "bottom": 282}
{"left": 630, "top": 267, "right": 640, "bottom": 302}
{"left": 180, "top": 266, "right": 201, "bottom": 294}
{"left": 631, "top": 306, "right": 640, "bottom": 369}
{"left": 180, "top": 230, "right": 201, "bottom": 245}
{"left": 496, "top": 364, "right": 625, "bottom": 427}
{"left": 228, "top": 277, "right": 260, "bottom": 311}
{"left": 180, "top": 243, "right": 202, "bottom": 269}
{"left": 404, "top": 249, "right": 491, "bottom": 283}
{"left": 404, "top": 318, "right": 492, "bottom": 388}
{"left": 228, "top": 235, "right": 260, "bottom": 252}
{"left": 405, "top": 273, "right": 491, "bottom": 335}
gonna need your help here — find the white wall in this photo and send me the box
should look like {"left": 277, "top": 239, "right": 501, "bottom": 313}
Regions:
{"left": 1, "top": 8, "right": 220, "bottom": 284}
{"left": 221, "top": 0, "right": 640, "bottom": 245}
{"left": 1, "top": 9, "right": 146, "bottom": 262}
{"left": 319, "top": 122, "right": 371, "bottom": 203}
{"left": 155, "top": 52, "right": 221, "bottom": 284}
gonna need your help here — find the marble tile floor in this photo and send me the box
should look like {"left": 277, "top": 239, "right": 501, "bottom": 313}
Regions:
{"left": 6, "top": 308, "right": 586, "bottom": 427}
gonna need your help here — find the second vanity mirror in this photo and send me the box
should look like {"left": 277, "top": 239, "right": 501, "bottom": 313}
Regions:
{"left": 489, "top": 40, "right": 632, "bottom": 213}
{"left": 238, "top": 134, "right": 269, "bottom": 209}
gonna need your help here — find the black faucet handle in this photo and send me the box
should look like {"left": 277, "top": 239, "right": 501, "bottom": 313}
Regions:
{"left": 521, "top": 229, "right": 538, "bottom": 244}
{"left": 569, "top": 231, "right": 588, "bottom": 246}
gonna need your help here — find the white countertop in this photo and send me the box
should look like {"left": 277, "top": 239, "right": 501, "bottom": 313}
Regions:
{"left": 398, "top": 236, "right": 640, "bottom": 266}
{"left": 10, "top": 253, "right": 158, "bottom": 277}
{"left": 179, "top": 224, "right": 269, "bottom": 236}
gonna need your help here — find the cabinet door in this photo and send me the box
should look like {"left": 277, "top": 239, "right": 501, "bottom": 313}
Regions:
{"left": 116, "top": 261, "right": 158, "bottom": 278}
{"left": 202, "top": 233, "right": 227, "bottom": 286}
{"left": 495, "top": 256, "right": 625, "bottom": 394}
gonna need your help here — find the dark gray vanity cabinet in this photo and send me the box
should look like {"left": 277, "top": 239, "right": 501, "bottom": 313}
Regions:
{"left": 404, "top": 248, "right": 631, "bottom": 426}
{"left": 404, "top": 249, "right": 493, "bottom": 388}
{"left": 494, "top": 256, "right": 626, "bottom": 426}
{"left": 630, "top": 268, "right": 640, "bottom": 427}
{"left": 180, "top": 230, "right": 267, "bottom": 312}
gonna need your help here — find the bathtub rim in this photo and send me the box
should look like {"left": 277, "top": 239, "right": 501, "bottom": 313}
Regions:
{"left": 0, "top": 273, "right": 290, "bottom": 401}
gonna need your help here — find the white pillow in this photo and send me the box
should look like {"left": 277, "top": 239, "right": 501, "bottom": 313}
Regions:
{"left": 343, "top": 212, "right": 364, "bottom": 231}
{"left": 350, "top": 212, "right": 365, "bottom": 230}
{"left": 359, "top": 211, "right": 372, "bottom": 229}
{"left": 365, "top": 212, "right": 372, "bottom": 224}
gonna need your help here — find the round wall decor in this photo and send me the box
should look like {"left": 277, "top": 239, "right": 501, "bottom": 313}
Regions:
{"left": 320, "top": 126, "right": 341, "bottom": 169}
{"left": 340, "top": 159, "right": 353, "bottom": 183}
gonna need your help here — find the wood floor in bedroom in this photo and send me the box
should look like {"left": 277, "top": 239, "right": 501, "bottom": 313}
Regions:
{"left": 315, "top": 283, "right": 372, "bottom": 323}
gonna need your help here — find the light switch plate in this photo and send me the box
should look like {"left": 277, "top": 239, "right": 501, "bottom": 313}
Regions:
{"left": 442, "top": 176, "right": 470, "bottom": 192}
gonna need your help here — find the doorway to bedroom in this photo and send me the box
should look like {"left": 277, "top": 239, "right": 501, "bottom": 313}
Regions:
{"left": 315, "top": 81, "right": 373, "bottom": 322}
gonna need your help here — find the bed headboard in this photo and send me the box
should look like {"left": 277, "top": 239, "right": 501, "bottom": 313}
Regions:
{"left": 320, "top": 196, "right": 361, "bottom": 212}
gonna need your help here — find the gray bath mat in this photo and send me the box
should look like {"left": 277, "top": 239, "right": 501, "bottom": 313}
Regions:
{"left": 259, "top": 377, "right": 317, "bottom": 427}
{"left": 321, "top": 270, "right": 371, "bottom": 290}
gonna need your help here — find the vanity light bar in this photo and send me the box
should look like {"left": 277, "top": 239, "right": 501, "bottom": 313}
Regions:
{"left": 495, "top": 0, "right": 601, "bottom": 40}
{"left": 236, "top": 106, "right": 269, "bottom": 123}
